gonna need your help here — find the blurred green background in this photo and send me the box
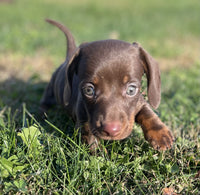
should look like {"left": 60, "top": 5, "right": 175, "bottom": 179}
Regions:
{"left": 0, "top": 0, "right": 200, "bottom": 194}
{"left": 0, "top": 0, "right": 199, "bottom": 60}
{"left": 0, "top": 0, "right": 199, "bottom": 112}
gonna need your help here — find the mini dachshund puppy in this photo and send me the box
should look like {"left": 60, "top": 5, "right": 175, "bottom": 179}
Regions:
{"left": 40, "top": 19, "right": 174, "bottom": 151}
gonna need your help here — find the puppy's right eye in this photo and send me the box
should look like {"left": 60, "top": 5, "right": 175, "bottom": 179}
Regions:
{"left": 82, "top": 84, "right": 95, "bottom": 97}
{"left": 126, "top": 84, "right": 137, "bottom": 97}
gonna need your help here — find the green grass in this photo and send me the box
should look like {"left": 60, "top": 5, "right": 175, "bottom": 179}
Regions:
{"left": 0, "top": 0, "right": 200, "bottom": 194}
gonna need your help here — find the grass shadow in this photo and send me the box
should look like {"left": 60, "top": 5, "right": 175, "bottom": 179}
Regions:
{"left": 0, "top": 76, "right": 75, "bottom": 136}
{"left": 0, "top": 76, "right": 45, "bottom": 115}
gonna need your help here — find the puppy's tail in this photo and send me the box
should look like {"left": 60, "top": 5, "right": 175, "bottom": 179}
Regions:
{"left": 46, "top": 19, "right": 77, "bottom": 61}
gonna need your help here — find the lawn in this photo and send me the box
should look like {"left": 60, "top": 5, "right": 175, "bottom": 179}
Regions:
{"left": 0, "top": 0, "right": 200, "bottom": 194}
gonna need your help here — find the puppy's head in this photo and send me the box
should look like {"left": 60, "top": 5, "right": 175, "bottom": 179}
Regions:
{"left": 65, "top": 40, "right": 161, "bottom": 140}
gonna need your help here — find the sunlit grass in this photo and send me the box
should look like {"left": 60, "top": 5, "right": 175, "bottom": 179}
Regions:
{"left": 0, "top": 0, "right": 199, "bottom": 194}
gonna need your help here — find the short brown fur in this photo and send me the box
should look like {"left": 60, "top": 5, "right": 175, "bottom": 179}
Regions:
{"left": 40, "top": 19, "right": 174, "bottom": 151}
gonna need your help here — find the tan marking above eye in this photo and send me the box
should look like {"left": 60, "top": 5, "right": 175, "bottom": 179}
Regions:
{"left": 93, "top": 76, "right": 99, "bottom": 84}
{"left": 123, "top": 75, "right": 129, "bottom": 84}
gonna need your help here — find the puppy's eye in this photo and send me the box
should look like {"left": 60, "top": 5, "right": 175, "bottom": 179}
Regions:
{"left": 83, "top": 84, "right": 95, "bottom": 97}
{"left": 126, "top": 84, "right": 137, "bottom": 96}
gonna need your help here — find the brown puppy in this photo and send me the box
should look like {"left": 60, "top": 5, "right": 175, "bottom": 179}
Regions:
{"left": 40, "top": 19, "right": 174, "bottom": 151}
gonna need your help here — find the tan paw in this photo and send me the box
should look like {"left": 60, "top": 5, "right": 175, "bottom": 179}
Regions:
{"left": 145, "top": 127, "right": 174, "bottom": 151}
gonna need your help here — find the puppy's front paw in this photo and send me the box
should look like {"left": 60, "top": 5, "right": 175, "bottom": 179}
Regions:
{"left": 145, "top": 127, "right": 174, "bottom": 151}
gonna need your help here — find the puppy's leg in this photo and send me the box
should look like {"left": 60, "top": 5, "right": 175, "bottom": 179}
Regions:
{"left": 136, "top": 105, "right": 174, "bottom": 150}
{"left": 40, "top": 66, "right": 63, "bottom": 116}
{"left": 40, "top": 81, "right": 56, "bottom": 116}
{"left": 41, "top": 83, "right": 56, "bottom": 106}
{"left": 77, "top": 122, "right": 99, "bottom": 152}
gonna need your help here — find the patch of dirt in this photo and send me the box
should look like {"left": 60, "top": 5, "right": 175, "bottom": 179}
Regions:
{"left": 0, "top": 0, "right": 14, "bottom": 3}
{"left": 0, "top": 39, "right": 199, "bottom": 83}
{"left": 158, "top": 53, "right": 198, "bottom": 71}
{"left": 0, "top": 53, "right": 57, "bottom": 82}
{"left": 158, "top": 38, "right": 199, "bottom": 71}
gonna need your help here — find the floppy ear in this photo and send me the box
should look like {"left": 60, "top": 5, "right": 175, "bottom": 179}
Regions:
{"left": 134, "top": 42, "right": 161, "bottom": 109}
{"left": 63, "top": 48, "right": 81, "bottom": 106}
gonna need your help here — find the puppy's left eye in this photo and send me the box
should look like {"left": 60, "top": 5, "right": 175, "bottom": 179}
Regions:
{"left": 126, "top": 84, "right": 137, "bottom": 96}
{"left": 82, "top": 84, "right": 95, "bottom": 97}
